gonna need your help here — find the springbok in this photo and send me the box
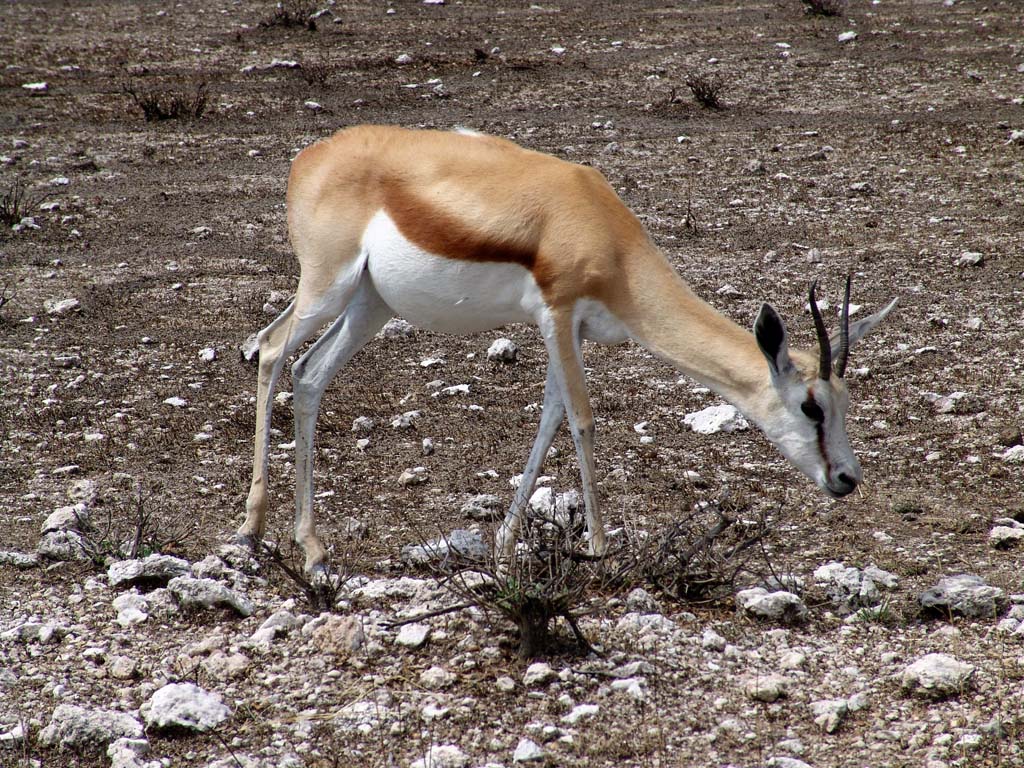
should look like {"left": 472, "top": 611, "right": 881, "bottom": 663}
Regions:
{"left": 237, "top": 125, "right": 897, "bottom": 575}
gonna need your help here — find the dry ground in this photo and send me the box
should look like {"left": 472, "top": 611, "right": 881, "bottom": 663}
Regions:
{"left": 2, "top": 1, "right": 1023, "bottom": 766}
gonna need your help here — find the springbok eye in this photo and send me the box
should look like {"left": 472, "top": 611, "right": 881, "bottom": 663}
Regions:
{"left": 801, "top": 400, "right": 825, "bottom": 423}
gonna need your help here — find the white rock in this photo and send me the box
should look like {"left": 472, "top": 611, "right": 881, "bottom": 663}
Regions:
{"left": 378, "top": 317, "right": 415, "bottom": 338}
{"left": 736, "top": 588, "right": 808, "bottom": 623}
{"left": 609, "top": 677, "right": 646, "bottom": 699}
{"left": 901, "top": 653, "right": 975, "bottom": 699}
{"left": 168, "top": 576, "right": 254, "bottom": 616}
{"left": 22, "top": 81, "right": 49, "bottom": 92}
{"left": 38, "top": 704, "right": 144, "bottom": 749}
{"left": 562, "top": 703, "right": 599, "bottom": 725}
{"left": 391, "top": 410, "right": 422, "bottom": 429}
{"left": 810, "top": 698, "right": 849, "bottom": 733}
{"left": 198, "top": 347, "right": 216, "bottom": 362}
{"left": 837, "top": 31, "right": 858, "bottom": 43}
{"left": 41, "top": 502, "right": 89, "bottom": 534}
{"left": 396, "top": 622, "right": 431, "bottom": 648}
{"left": 400, "top": 529, "right": 487, "bottom": 564}
{"left": 141, "top": 683, "right": 230, "bottom": 732}
{"left": 512, "top": 738, "right": 545, "bottom": 763}
{"left": 352, "top": 416, "right": 376, "bottom": 432}
{"left": 399, "top": 466, "right": 429, "bottom": 486}
{"left": 163, "top": 396, "right": 187, "bottom": 408}
{"left": 487, "top": 338, "right": 519, "bottom": 363}
{"left": 956, "top": 251, "right": 984, "bottom": 267}
{"left": 683, "top": 404, "right": 749, "bottom": 434}
{"left": 461, "top": 494, "right": 502, "bottom": 520}
{"left": 523, "top": 662, "right": 557, "bottom": 687}
{"left": 496, "top": 676, "right": 516, "bottom": 693}
{"left": 702, "top": 628, "right": 727, "bottom": 652}
{"left": 395, "top": 53, "right": 414, "bottom": 65}
{"left": 991, "top": 525, "right": 1024, "bottom": 548}
{"left": 411, "top": 744, "right": 468, "bottom": 768}
{"left": 107, "top": 737, "right": 158, "bottom": 768}
{"left": 919, "top": 574, "right": 1006, "bottom": 618}
{"left": 108, "top": 554, "right": 191, "bottom": 588}
{"left": 1001, "top": 445, "right": 1024, "bottom": 463}
{"left": 420, "top": 666, "right": 456, "bottom": 690}
{"left": 745, "top": 674, "right": 789, "bottom": 702}
{"left": 44, "top": 297, "right": 80, "bottom": 315}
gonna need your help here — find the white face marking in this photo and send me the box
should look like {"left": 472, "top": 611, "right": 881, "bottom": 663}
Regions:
{"left": 363, "top": 211, "right": 545, "bottom": 335}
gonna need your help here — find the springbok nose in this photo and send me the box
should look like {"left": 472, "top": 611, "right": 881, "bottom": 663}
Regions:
{"left": 830, "top": 472, "right": 858, "bottom": 497}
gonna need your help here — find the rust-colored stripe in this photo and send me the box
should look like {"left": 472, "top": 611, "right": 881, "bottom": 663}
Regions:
{"left": 382, "top": 181, "right": 539, "bottom": 273}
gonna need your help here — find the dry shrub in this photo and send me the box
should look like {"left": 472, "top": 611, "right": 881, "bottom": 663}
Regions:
{"left": 802, "top": 0, "right": 847, "bottom": 17}
{"left": 260, "top": 0, "right": 318, "bottom": 30}
{"left": 1, "top": 179, "right": 41, "bottom": 228}
{"left": 123, "top": 81, "right": 209, "bottom": 122}
{"left": 420, "top": 503, "right": 604, "bottom": 659}
{"left": 684, "top": 71, "right": 729, "bottom": 110}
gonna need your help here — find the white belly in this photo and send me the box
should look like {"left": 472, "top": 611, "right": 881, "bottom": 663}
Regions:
{"left": 363, "top": 211, "right": 545, "bottom": 334}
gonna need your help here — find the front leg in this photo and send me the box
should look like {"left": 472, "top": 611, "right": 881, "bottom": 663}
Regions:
{"left": 495, "top": 361, "right": 566, "bottom": 562}
{"left": 540, "top": 310, "right": 606, "bottom": 557}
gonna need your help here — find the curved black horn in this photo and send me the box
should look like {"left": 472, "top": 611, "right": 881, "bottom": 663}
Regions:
{"left": 834, "top": 275, "right": 852, "bottom": 378}
{"left": 808, "top": 280, "right": 831, "bottom": 380}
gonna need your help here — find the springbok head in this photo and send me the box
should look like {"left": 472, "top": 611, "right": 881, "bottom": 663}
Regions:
{"left": 753, "top": 277, "right": 898, "bottom": 498}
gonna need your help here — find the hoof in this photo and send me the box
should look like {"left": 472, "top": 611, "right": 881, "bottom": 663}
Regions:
{"left": 232, "top": 532, "right": 259, "bottom": 552}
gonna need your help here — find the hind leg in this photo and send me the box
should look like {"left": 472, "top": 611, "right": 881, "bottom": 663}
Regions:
{"left": 239, "top": 255, "right": 372, "bottom": 551}
{"left": 239, "top": 301, "right": 310, "bottom": 546}
{"left": 290, "top": 273, "right": 393, "bottom": 574}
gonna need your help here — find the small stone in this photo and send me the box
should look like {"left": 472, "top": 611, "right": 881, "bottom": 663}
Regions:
{"left": 461, "top": 494, "right": 502, "bottom": 520}
{"left": 956, "top": 251, "right": 984, "bottom": 267}
{"left": 745, "top": 674, "right": 789, "bottom": 703}
{"left": 420, "top": 665, "right": 456, "bottom": 690}
{"left": 400, "top": 529, "right": 487, "bottom": 565}
{"left": 512, "top": 738, "right": 545, "bottom": 763}
{"left": 108, "top": 656, "right": 139, "bottom": 680}
{"left": 702, "top": 628, "right": 727, "bottom": 652}
{"left": 108, "top": 554, "right": 191, "bottom": 588}
{"left": 523, "top": 662, "right": 557, "bottom": 687}
{"left": 837, "top": 31, "right": 857, "bottom": 43}
{"left": 391, "top": 410, "right": 422, "bottom": 429}
{"left": 396, "top": 623, "right": 431, "bottom": 648}
{"left": 351, "top": 416, "right": 375, "bottom": 433}
{"left": 411, "top": 745, "right": 468, "bottom": 768}
{"left": 311, "top": 615, "right": 366, "bottom": 657}
{"left": 141, "top": 683, "right": 230, "bottom": 732}
{"left": 496, "top": 675, "right": 516, "bottom": 692}
{"left": 562, "top": 703, "right": 599, "bottom": 725}
{"left": 44, "top": 297, "right": 80, "bottom": 315}
{"left": 162, "top": 396, "right": 187, "bottom": 408}
{"left": 41, "top": 502, "right": 89, "bottom": 534}
{"left": 990, "top": 524, "right": 1024, "bottom": 549}
{"left": 736, "top": 588, "right": 808, "bottom": 624}
{"left": 38, "top": 529, "right": 90, "bottom": 562}
{"left": 487, "top": 338, "right": 519, "bottom": 363}
{"left": 198, "top": 347, "right": 216, "bottom": 362}
{"left": 399, "top": 467, "right": 428, "bottom": 486}
{"left": 625, "top": 587, "right": 661, "bottom": 613}
{"left": 683, "top": 404, "right": 749, "bottom": 434}
{"left": 38, "top": 705, "right": 144, "bottom": 750}
{"left": 379, "top": 317, "right": 415, "bottom": 338}
{"left": 919, "top": 574, "right": 1007, "bottom": 619}
{"left": 22, "top": 81, "right": 49, "bottom": 92}
{"left": 809, "top": 698, "right": 849, "bottom": 733}
{"left": 901, "top": 653, "right": 975, "bottom": 699}
{"left": 201, "top": 651, "right": 250, "bottom": 681}
{"left": 167, "top": 576, "right": 254, "bottom": 617}
{"left": 395, "top": 53, "right": 414, "bottom": 65}
{"left": 1001, "top": 445, "right": 1024, "bottom": 463}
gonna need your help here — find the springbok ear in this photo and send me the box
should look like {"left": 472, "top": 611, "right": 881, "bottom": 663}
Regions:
{"left": 830, "top": 297, "right": 898, "bottom": 358}
{"left": 754, "top": 303, "right": 795, "bottom": 378}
